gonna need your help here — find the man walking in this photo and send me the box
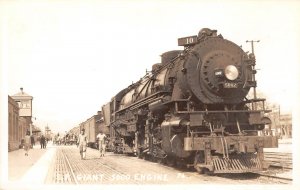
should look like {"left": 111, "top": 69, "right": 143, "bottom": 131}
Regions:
{"left": 77, "top": 129, "right": 88, "bottom": 160}
{"left": 96, "top": 131, "right": 106, "bottom": 157}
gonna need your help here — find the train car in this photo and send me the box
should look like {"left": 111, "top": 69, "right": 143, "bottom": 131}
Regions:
{"left": 102, "top": 28, "right": 278, "bottom": 174}
{"left": 79, "top": 111, "right": 109, "bottom": 149}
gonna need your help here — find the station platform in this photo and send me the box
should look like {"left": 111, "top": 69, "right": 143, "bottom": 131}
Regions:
{"left": 6, "top": 143, "right": 57, "bottom": 189}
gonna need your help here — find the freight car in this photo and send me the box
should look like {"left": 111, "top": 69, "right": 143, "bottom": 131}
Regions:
{"left": 102, "top": 28, "right": 278, "bottom": 174}
{"left": 79, "top": 111, "right": 109, "bottom": 149}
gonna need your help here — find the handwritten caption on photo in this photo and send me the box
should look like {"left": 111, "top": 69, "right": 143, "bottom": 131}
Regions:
{"left": 56, "top": 173, "right": 186, "bottom": 182}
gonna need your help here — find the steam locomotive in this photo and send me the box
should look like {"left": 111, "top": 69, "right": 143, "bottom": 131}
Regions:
{"left": 101, "top": 28, "right": 278, "bottom": 174}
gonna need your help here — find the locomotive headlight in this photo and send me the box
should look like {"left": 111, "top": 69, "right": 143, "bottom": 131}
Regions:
{"left": 224, "top": 65, "right": 239, "bottom": 80}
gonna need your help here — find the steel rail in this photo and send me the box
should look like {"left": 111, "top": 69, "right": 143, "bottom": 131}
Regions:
{"left": 62, "top": 149, "right": 79, "bottom": 184}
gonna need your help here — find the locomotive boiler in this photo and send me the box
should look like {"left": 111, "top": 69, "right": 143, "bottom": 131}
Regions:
{"left": 102, "top": 28, "right": 278, "bottom": 174}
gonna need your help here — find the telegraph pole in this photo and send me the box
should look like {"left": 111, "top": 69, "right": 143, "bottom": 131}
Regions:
{"left": 246, "top": 40, "right": 260, "bottom": 109}
{"left": 246, "top": 40, "right": 260, "bottom": 54}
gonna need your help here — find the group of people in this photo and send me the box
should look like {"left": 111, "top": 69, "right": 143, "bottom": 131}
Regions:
{"left": 23, "top": 131, "right": 48, "bottom": 156}
{"left": 40, "top": 135, "right": 47, "bottom": 149}
{"left": 23, "top": 129, "right": 107, "bottom": 159}
{"left": 77, "top": 129, "right": 106, "bottom": 160}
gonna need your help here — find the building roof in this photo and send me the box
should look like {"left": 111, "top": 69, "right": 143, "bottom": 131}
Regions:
{"left": 11, "top": 88, "right": 33, "bottom": 100}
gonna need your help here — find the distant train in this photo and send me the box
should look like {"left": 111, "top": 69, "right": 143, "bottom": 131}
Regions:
{"left": 80, "top": 28, "right": 278, "bottom": 174}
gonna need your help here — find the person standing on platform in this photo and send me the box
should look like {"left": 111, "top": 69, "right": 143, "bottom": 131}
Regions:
{"left": 40, "top": 135, "right": 46, "bottom": 149}
{"left": 96, "top": 131, "right": 106, "bottom": 157}
{"left": 77, "top": 129, "right": 88, "bottom": 160}
{"left": 24, "top": 131, "right": 31, "bottom": 156}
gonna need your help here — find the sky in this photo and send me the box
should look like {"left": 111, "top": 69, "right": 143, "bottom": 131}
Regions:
{"left": 1, "top": 0, "right": 299, "bottom": 134}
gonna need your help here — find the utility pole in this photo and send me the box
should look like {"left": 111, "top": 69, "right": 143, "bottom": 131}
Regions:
{"left": 246, "top": 40, "right": 260, "bottom": 54}
{"left": 246, "top": 40, "right": 260, "bottom": 109}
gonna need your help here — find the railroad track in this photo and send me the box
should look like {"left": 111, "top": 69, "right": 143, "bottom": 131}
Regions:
{"left": 45, "top": 147, "right": 78, "bottom": 184}
{"left": 122, "top": 149, "right": 293, "bottom": 184}
{"left": 45, "top": 146, "right": 292, "bottom": 184}
{"left": 248, "top": 152, "right": 293, "bottom": 184}
{"left": 264, "top": 152, "right": 293, "bottom": 169}
{"left": 49, "top": 148, "right": 142, "bottom": 184}
{"left": 258, "top": 172, "right": 292, "bottom": 184}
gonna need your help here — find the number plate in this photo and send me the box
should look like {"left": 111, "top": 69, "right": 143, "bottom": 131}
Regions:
{"left": 224, "top": 83, "right": 238, "bottom": 88}
{"left": 178, "top": 35, "right": 198, "bottom": 46}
